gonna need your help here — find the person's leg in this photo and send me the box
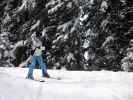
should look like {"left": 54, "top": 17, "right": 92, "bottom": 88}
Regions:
{"left": 27, "top": 56, "right": 36, "bottom": 79}
{"left": 37, "top": 56, "right": 49, "bottom": 78}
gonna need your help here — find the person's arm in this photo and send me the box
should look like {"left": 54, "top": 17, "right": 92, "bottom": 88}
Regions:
{"left": 30, "top": 48, "right": 36, "bottom": 56}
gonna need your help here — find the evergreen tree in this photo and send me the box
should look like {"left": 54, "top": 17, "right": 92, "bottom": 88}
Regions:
{"left": 103, "top": 0, "right": 133, "bottom": 70}
{"left": 0, "top": 0, "right": 133, "bottom": 71}
{"left": 121, "top": 39, "right": 133, "bottom": 71}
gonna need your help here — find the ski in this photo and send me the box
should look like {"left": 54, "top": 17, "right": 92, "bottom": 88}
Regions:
{"left": 47, "top": 76, "right": 61, "bottom": 80}
{"left": 32, "top": 79, "right": 45, "bottom": 82}
{"left": 26, "top": 76, "right": 61, "bottom": 82}
{"left": 26, "top": 77, "right": 45, "bottom": 82}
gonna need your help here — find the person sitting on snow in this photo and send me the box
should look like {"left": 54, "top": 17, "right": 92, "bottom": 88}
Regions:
{"left": 26, "top": 32, "right": 50, "bottom": 80}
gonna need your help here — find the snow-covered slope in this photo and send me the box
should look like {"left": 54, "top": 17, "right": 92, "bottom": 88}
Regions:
{"left": 0, "top": 67, "right": 133, "bottom": 100}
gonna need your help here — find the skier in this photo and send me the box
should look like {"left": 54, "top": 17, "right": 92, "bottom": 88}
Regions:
{"left": 26, "top": 33, "right": 50, "bottom": 81}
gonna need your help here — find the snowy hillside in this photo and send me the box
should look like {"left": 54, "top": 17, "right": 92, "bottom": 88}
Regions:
{"left": 0, "top": 67, "right": 133, "bottom": 100}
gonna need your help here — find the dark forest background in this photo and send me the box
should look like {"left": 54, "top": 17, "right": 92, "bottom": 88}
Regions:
{"left": 0, "top": 0, "right": 133, "bottom": 71}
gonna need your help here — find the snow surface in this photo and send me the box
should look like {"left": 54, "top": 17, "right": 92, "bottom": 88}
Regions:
{"left": 0, "top": 67, "right": 133, "bottom": 100}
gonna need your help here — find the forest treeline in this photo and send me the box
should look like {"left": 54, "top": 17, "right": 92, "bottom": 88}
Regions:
{"left": 0, "top": 0, "right": 133, "bottom": 71}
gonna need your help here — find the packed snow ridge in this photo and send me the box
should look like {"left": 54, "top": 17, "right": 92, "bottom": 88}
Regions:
{"left": 0, "top": 67, "right": 133, "bottom": 100}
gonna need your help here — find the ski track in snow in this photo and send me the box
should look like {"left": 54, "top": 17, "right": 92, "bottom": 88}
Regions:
{"left": 0, "top": 67, "right": 133, "bottom": 100}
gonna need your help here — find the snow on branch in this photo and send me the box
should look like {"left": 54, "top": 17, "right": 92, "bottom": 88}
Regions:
{"left": 30, "top": 20, "right": 40, "bottom": 31}
{"left": 17, "top": 0, "right": 36, "bottom": 12}
{"left": 47, "top": 0, "right": 64, "bottom": 15}
{"left": 57, "top": 20, "right": 73, "bottom": 32}
{"left": 100, "top": 1, "right": 108, "bottom": 13}
{"left": 10, "top": 40, "right": 27, "bottom": 59}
